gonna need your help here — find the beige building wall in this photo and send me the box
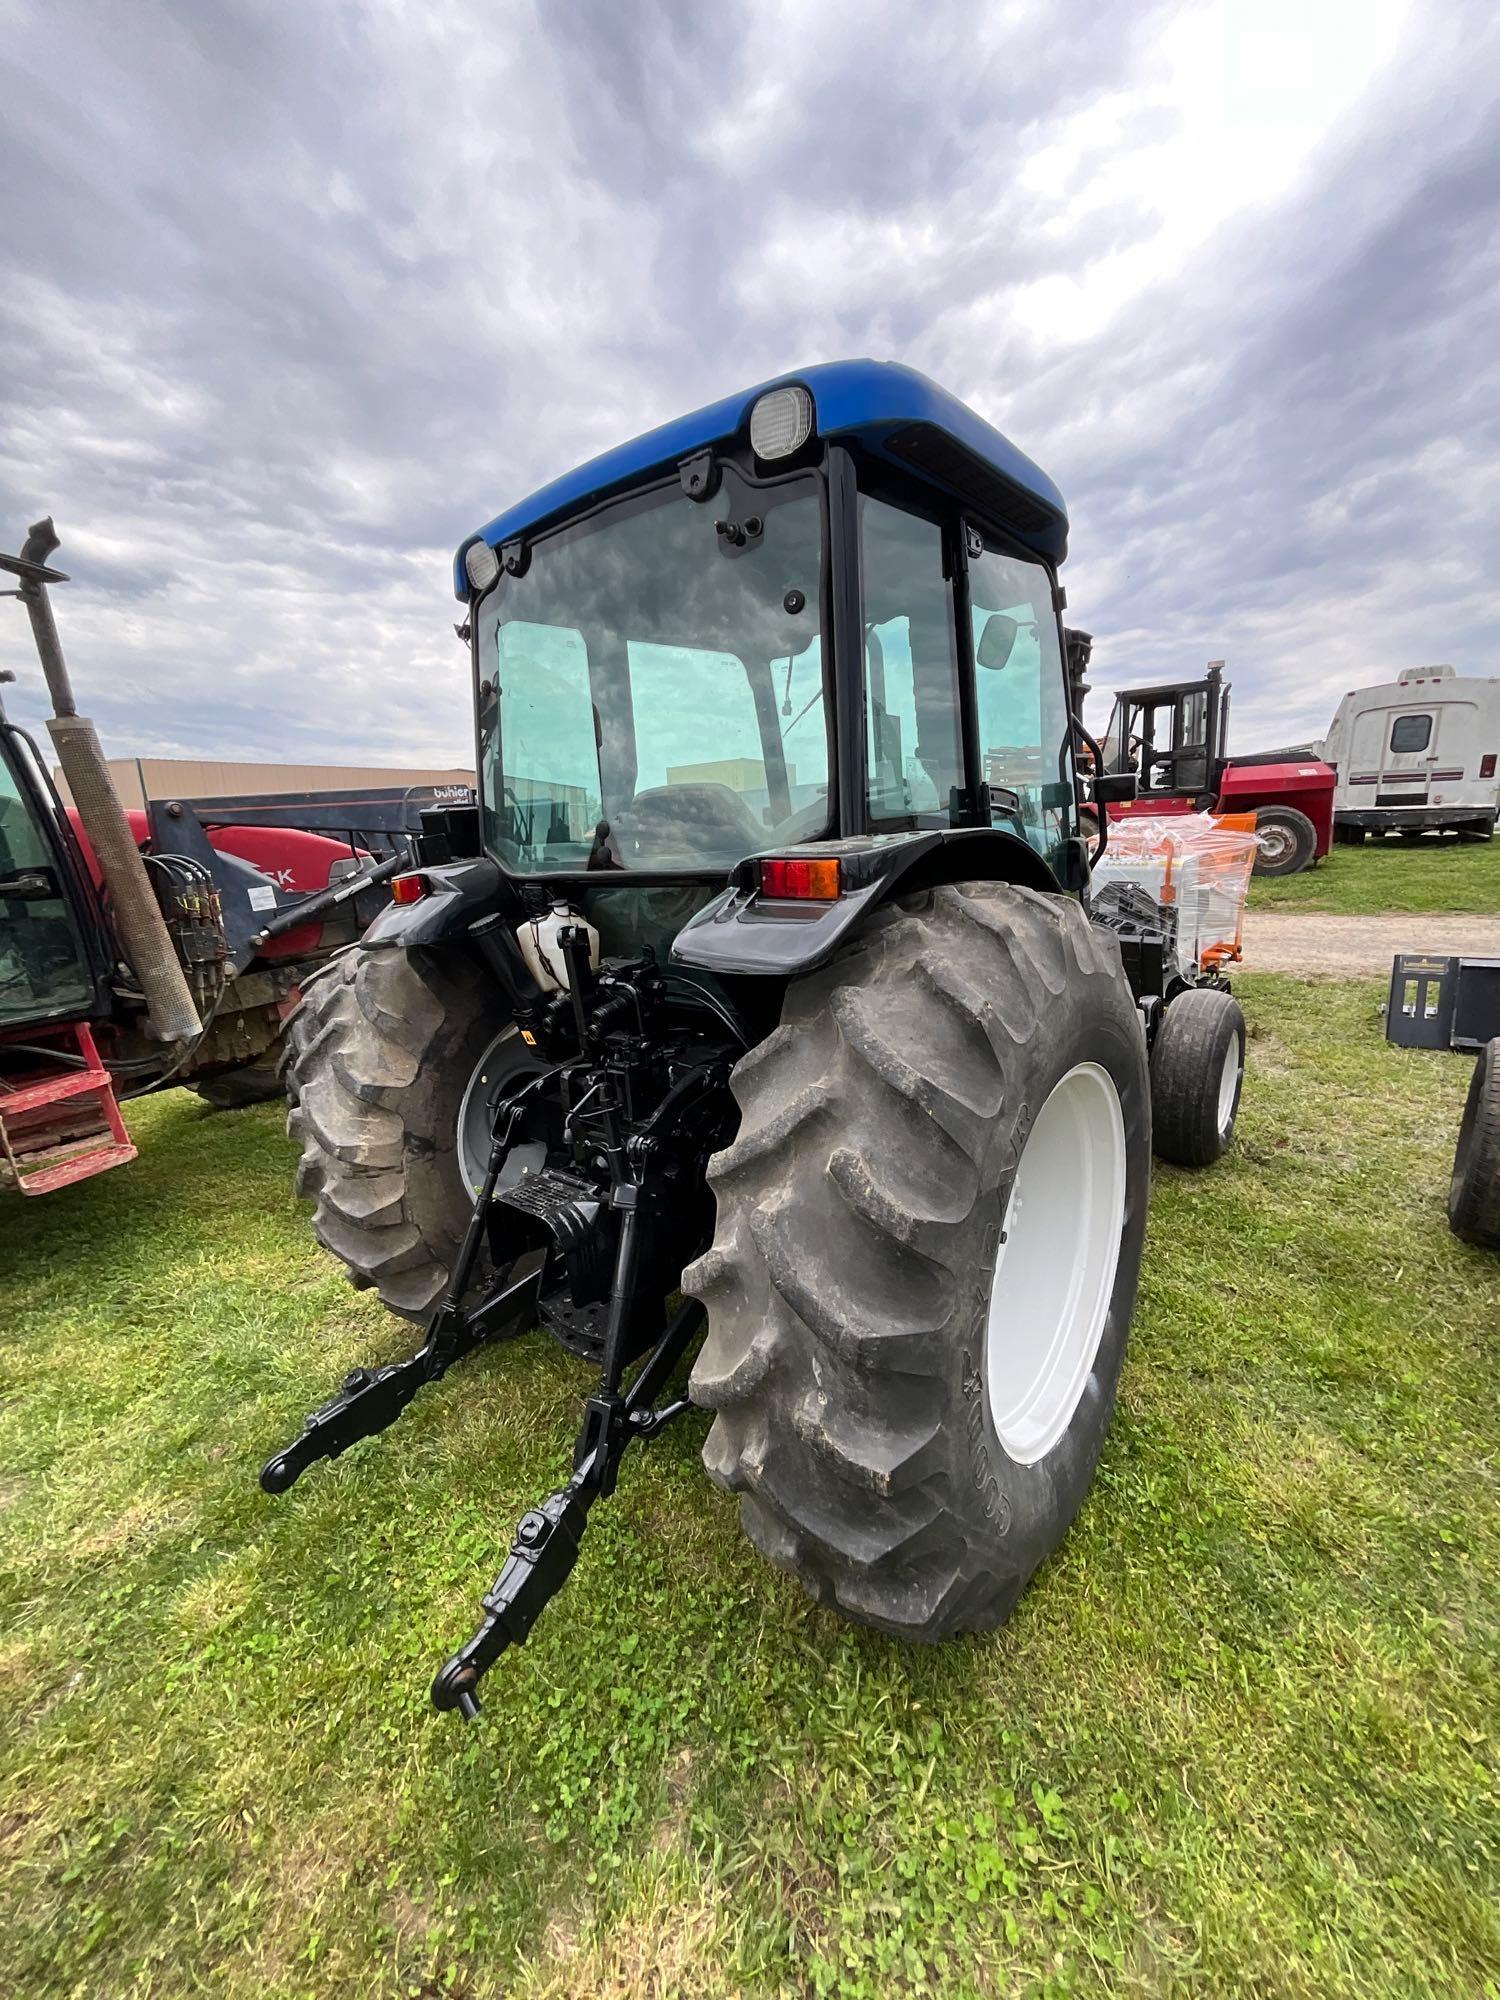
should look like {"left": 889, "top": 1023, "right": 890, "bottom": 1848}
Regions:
{"left": 54, "top": 757, "right": 476, "bottom": 810}
{"left": 667, "top": 757, "right": 798, "bottom": 791}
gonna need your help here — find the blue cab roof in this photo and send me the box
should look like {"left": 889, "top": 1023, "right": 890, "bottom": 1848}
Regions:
{"left": 454, "top": 359, "right": 1068, "bottom": 596}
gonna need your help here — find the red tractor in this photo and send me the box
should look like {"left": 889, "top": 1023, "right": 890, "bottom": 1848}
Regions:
{"left": 1, "top": 520, "right": 467, "bottom": 1194}
{"left": 1089, "top": 660, "right": 1335, "bottom": 876}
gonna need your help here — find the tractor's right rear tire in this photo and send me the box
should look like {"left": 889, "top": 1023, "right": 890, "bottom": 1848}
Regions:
{"left": 1150, "top": 988, "right": 1246, "bottom": 1167}
{"left": 686, "top": 882, "right": 1151, "bottom": 1643}
{"left": 282, "top": 946, "right": 529, "bottom": 1319}
{"left": 1448, "top": 1038, "right": 1500, "bottom": 1251}
{"left": 1252, "top": 805, "right": 1317, "bottom": 876}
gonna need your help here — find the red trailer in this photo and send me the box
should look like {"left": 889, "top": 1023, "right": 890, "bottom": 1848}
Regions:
{"left": 1093, "top": 662, "right": 1335, "bottom": 875}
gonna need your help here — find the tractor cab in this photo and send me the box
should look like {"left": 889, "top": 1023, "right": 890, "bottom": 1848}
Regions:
{"left": 454, "top": 360, "right": 1088, "bottom": 917}
{"left": 1102, "top": 663, "right": 1229, "bottom": 805}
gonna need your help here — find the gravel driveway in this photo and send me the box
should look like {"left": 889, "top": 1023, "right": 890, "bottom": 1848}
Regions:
{"left": 1242, "top": 911, "right": 1500, "bottom": 975}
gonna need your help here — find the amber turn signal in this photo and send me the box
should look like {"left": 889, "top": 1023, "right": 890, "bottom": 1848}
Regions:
{"left": 758, "top": 856, "right": 842, "bottom": 901}
{"left": 391, "top": 873, "right": 428, "bottom": 905}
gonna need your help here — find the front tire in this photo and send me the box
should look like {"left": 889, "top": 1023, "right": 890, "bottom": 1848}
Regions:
{"left": 1150, "top": 988, "right": 1245, "bottom": 1166}
{"left": 686, "top": 883, "right": 1151, "bottom": 1642}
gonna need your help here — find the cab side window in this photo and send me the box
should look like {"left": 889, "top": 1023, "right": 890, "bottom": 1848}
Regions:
{"left": 968, "top": 541, "right": 1074, "bottom": 862}
{"left": 858, "top": 495, "right": 962, "bottom": 824}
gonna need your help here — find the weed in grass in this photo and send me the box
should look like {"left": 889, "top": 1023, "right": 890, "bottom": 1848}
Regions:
{"left": 1, "top": 978, "right": 1497, "bottom": 1997}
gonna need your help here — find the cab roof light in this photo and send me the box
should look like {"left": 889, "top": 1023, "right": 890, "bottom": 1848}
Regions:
{"left": 464, "top": 540, "right": 501, "bottom": 592}
{"left": 391, "top": 872, "right": 429, "bottom": 905}
{"left": 749, "top": 384, "right": 813, "bottom": 461}
{"left": 759, "top": 855, "right": 841, "bottom": 901}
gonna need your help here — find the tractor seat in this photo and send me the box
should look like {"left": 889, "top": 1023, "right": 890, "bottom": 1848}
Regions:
{"left": 610, "top": 783, "right": 766, "bottom": 867}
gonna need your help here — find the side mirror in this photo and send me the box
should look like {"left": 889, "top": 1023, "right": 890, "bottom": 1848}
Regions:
{"left": 976, "top": 612, "right": 1018, "bottom": 671}
{"left": 1092, "top": 772, "right": 1138, "bottom": 805}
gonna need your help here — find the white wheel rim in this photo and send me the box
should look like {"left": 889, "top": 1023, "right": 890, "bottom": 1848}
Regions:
{"left": 984, "top": 1062, "right": 1127, "bottom": 1467}
{"left": 1217, "top": 1033, "right": 1242, "bottom": 1137}
{"left": 1258, "top": 824, "right": 1290, "bottom": 863}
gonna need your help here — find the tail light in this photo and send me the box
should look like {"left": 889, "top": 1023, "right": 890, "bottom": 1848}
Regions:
{"left": 391, "top": 873, "right": 429, "bottom": 905}
{"left": 1481, "top": 754, "right": 1497, "bottom": 780}
{"left": 758, "top": 856, "right": 842, "bottom": 901}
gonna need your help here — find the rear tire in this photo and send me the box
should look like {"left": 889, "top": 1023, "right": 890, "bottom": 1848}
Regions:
{"left": 1252, "top": 805, "right": 1317, "bottom": 876}
{"left": 1448, "top": 1038, "right": 1500, "bottom": 1251}
{"left": 1150, "top": 988, "right": 1245, "bottom": 1166}
{"left": 282, "top": 947, "right": 528, "bottom": 1318}
{"left": 686, "top": 883, "right": 1151, "bottom": 1642}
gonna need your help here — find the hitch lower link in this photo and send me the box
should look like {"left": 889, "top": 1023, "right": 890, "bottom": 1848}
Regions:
{"left": 259, "top": 1073, "right": 701, "bottom": 1718}
{"left": 430, "top": 1299, "right": 700, "bottom": 1719}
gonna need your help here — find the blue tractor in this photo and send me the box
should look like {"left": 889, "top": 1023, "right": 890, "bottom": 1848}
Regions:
{"left": 268, "top": 362, "right": 1245, "bottom": 1713}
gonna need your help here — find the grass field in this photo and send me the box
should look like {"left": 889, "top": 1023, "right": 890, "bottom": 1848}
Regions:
{"left": 3, "top": 976, "right": 1498, "bottom": 1998}
{"left": 1249, "top": 833, "right": 1500, "bottom": 913}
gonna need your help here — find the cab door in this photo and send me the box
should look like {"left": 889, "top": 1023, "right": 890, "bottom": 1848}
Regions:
{"left": 0, "top": 730, "right": 98, "bottom": 1028}
{"left": 965, "top": 534, "right": 1077, "bottom": 870}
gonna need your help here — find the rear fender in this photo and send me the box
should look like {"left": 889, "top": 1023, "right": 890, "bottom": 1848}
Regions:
{"left": 360, "top": 858, "right": 508, "bottom": 951}
{"left": 671, "top": 828, "right": 1064, "bottom": 978}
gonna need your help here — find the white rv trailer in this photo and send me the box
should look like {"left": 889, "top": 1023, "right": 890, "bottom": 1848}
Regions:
{"left": 1321, "top": 666, "right": 1499, "bottom": 841}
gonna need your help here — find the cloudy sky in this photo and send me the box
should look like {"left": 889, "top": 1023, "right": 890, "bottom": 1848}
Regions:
{"left": 2, "top": 0, "right": 1496, "bottom": 770}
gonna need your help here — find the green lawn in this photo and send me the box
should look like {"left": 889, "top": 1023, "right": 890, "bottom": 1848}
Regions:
{"left": 2, "top": 977, "right": 1497, "bottom": 1999}
{"left": 1250, "top": 834, "right": 1500, "bottom": 913}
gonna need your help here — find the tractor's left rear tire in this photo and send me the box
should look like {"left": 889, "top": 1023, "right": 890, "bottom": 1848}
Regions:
{"left": 686, "top": 882, "right": 1150, "bottom": 1643}
{"left": 1150, "top": 988, "right": 1246, "bottom": 1166}
{"left": 282, "top": 946, "right": 528, "bottom": 1319}
{"left": 1448, "top": 1038, "right": 1500, "bottom": 1251}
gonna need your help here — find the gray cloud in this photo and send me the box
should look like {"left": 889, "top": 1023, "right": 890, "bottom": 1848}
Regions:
{"left": 1, "top": 0, "right": 1496, "bottom": 770}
